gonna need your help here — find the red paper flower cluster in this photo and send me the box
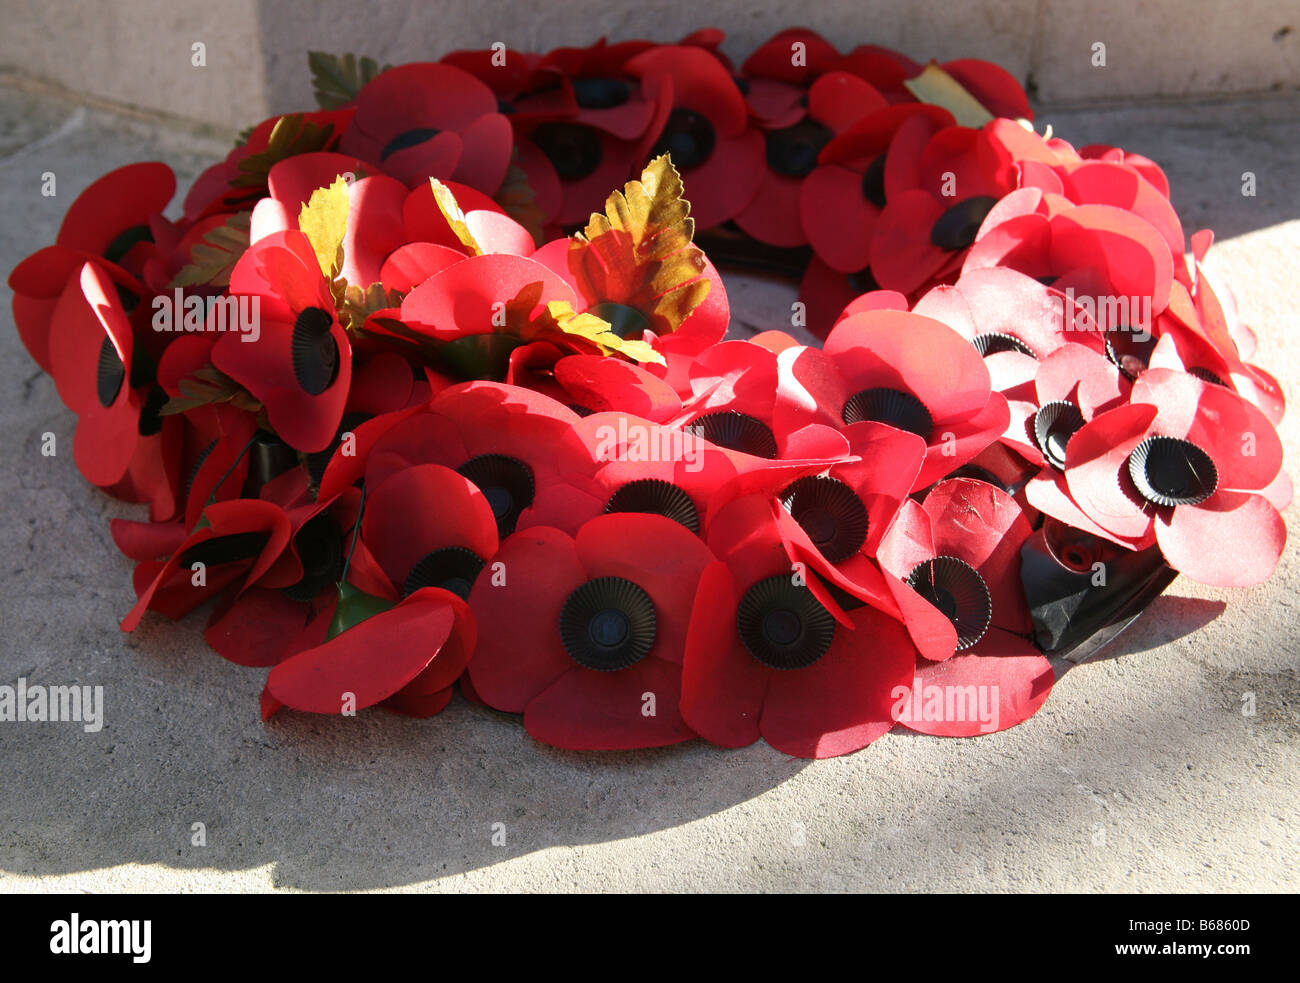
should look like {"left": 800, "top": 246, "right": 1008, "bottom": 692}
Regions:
{"left": 9, "top": 31, "right": 1287, "bottom": 757}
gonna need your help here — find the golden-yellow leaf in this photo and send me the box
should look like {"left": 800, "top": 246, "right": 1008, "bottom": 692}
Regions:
{"left": 429, "top": 178, "right": 482, "bottom": 255}
{"left": 298, "top": 176, "right": 350, "bottom": 278}
{"left": 568, "top": 154, "right": 710, "bottom": 337}
{"left": 534, "top": 300, "right": 665, "bottom": 365}
{"left": 903, "top": 64, "right": 994, "bottom": 129}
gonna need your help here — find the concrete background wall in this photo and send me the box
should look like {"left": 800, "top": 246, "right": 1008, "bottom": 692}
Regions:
{"left": 0, "top": 0, "right": 1297, "bottom": 131}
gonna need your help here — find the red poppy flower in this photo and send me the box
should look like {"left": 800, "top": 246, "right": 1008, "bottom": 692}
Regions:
{"left": 1016, "top": 341, "right": 1148, "bottom": 544}
{"left": 781, "top": 309, "right": 1009, "bottom": 489}
{"left": 802, "top": 103, "right": 952, "bottom": 273}
{"left": 681, "top": 494, "right": 917, "bottom": 757}
{"left": 737, "top": 70, "right": 893, "bottom": 248}
{"left": 871, "top": 118, "right": 1066, "bottom": 295}
{"left": 359, "top": 382, "right": 604, "bottom": 538}
{"left": 360, "top": 462, "right": 500, "bottom": 600}
{"left": 1151, "top": 231, "right": 1286, "bottom": 426}
{"left": 339, "top": 63, "right": 513, "bottom": 195}
{"left": 44, "top": 263, "right": 181, "bottom": 517}
{"left": 259, "top": 462, "right": 492, "bottom": 718}
{"left": 468, "top": 513, "right": 717, "bottom": 750}
{"left": 502, "top": 43, "right": 667, "bottom": 229}
{"left": 264, "top": 587, "right": 472, "bottom": 720}
{"left": 399, "top": 251, "right": 575, "bottom": 346}
{"left": 911, "top": 266, "right": 1106, "bottom": 463}
{"left": 737, "top": 29, "right": 838, "bottom": 130}
{"left": 670, "top": 339, "right": 857, "bottom": 467}
{"left": 210, "top": 229, "right": 352, "bottom": 453}
{"left": 877, "top": 479, "right": 1055, "bottom": 736}
{"left": 625, "top": 45, "right": 765, "bottom": 230}
{"left": 766, "top": 421, "right": 961, "bottom": 663}
{"left": 1061, "top": 369, "right": 1285, "bottom": 586}
{"left": 200, "top": 467, "right": 358, "bottom": 666}
{"left": 249, "top": 155, "right": 411, "bottom": 288}
{"left": 10, "top": 162, "right": 174, "bottom": 373}
{"left": 963, "top": 190, "right": 1176, "bottom": 322}
{"left": 120, "top": 496, "right": 293, "bottom": 631}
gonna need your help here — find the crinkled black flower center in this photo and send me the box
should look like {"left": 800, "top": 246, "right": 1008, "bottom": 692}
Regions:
{"left": 605, "top": 479, "right": 700, "bottom": 533}
{"left": 779, "top": 476, "right": 869, "bottom": 563}
{"left": 765, "top": 118, "right": 833, "bottom": 177}
{"left": 683, "top": 411, "right": 778, "bottom": 459}
{"left": 96, "top": 336, "right": 125, "bottom": 407}
{"left": 972, "top": 332, "right": 1036, "bottom": 358}
{"left": 651, "top": 108, "right": 716, "bottom": 170}
{"left": 403, "top": 546, "right": 486, "bottom": 601}
{"left": 842, "top": 387, "right": 932, "bottom": 439}
{"left": 1127, "top": 435, "right": 1218, "bottom": 507}
{"left": 559, "top": 576, "right": 657, "bottom": 671}
{"left": 457, "top": 454, "right": 536, "bottom": 537}
{"left": 736, "top": 575, "right": 837, "bottom": 670}
{"left": 906, "top": 555, "right": 992, "bottom": 650}
{"left": 930, "top": 195, "right": 998, "bottom": 251}
{"left": 291, "top": 306, "right": 339, "bottom": 396}
{"left": 1032, "top": 400, "right": 1086, "bottom": 470}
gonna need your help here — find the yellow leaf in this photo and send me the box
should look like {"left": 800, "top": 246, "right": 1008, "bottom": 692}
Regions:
{"left": 568, "top": 154, "right": 710, "bottom": 337}
{"left": 903, "top": 64, "right": 994, "bottom": 129}
{"left": 298, "top": 176, "right": 350, "bottom": 278}
{"left": 512, "top": 290, "right": 665, "bottom": 366}
{"left": 429, "top": 178, "right": 482, "bottom": 255}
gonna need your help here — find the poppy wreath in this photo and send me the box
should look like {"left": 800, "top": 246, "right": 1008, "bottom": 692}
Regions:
{"left": 10, "top": 30, "right": 1288, "bottom": 758}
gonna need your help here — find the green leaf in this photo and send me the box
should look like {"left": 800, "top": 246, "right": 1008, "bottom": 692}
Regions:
{"left": 493, "top": 148, "right": 547, "bottom": 247}
{"left": 308, "top": 51, "right": 390, "bottom": 110}
{"left": 230, "top": 114, "right": 338, "bottom": 190}
{"left": 161, "top": 365, "right": 262, "bottom": 416}
{"left": 327, "top": 582, "right": 395, "bottom": 639}
{"left": 168, "top": 212, "right": 251, "bottom": 289}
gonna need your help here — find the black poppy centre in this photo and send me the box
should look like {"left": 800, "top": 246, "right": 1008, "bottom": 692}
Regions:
{"left": 842, "top": 387, "right": 932, "bottom": 439}
{"left": 457, "top": 454, "right": 536, "bottom": 537}
{"left": 906, "top": 555, "right": 992, "bottom": 649}
{"left": 605, "top": 478, "right": 700, "bottom": 533}
{"left": 780, "top": 475, "right": 869, "bottom": 563}
{"left": 559, "top": 576, "right": 658, "bottom": 671}
{"left": 1127, "top": 435, "right": 1218, "bottom": 507}
{"left": 736, "top": 575, "right": 837, "bottom": 670}
{"left": 404, "top": 546, "right": 486, "bottom": 601}
{"left": 650, "top": 108, "right": 716, "bottom": 170}
{"left": 930, "top": 195, "right": 998, "bottom": 251}
{"left": 683, "top": 410, "right": 778, "bottom": 459}
{"left": 291, "top": 306, "right": 340, "bottom": 396}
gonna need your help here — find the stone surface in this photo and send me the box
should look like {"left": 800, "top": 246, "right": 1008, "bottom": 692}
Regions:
{"left": 2, "top": 1, "right": 1298, "bottom": 129}
{"left": 0, "top": 82, "right": 1296, "bottom": 893}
